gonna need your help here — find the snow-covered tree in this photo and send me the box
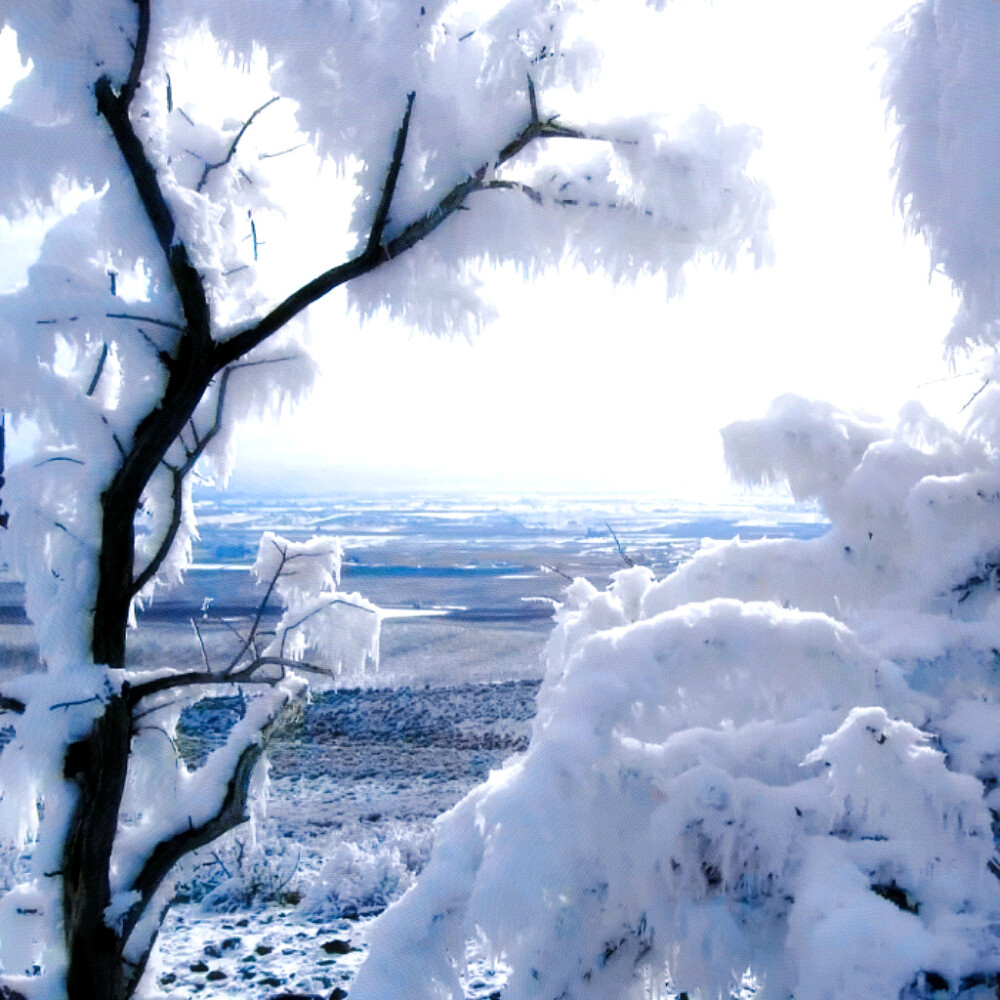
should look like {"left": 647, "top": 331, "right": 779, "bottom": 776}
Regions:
{"left": 348, "top": 5, "right": 1000, "bottom": 1000}
{"left": 0, "top": 1, "right": 770, "bottom": 998}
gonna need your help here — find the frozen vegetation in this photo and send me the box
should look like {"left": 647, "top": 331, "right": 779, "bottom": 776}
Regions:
{"left": 1, "top": 0, "right": 1000, "bottom": 998}
{"left": 354, "top": 404, "right": 1000, "bottom": 1000}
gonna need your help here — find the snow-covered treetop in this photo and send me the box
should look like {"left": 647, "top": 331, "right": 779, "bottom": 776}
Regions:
{"left": 0, "top": 0, "right": 771, "bottom": 336}
{"left": 882, "top": 0, "right": 1000, "bottom": 353}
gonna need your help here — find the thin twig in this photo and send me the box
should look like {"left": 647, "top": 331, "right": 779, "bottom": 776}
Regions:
{"left": 541, "top": 563, "right": 574, "bottom": 583}
{"left": 366, "top": 91, "right": 417, "bottom": 255}
{"left": 86, "top": 343, "right": 110, "bottom": 398}
{"left": 483, "top": 179, "right": 543, "bottom": 204}
{"left": 191, "top": 617, "right": 212, "bottom": 673}
{"left": 606, "top": 522, "right": 635, "bottom": 568}
{"left": 197, "top": 96, "right": 280, "bottom": 193}
{"left": 50, "top": 695, "right": 104, "bottom": 712}
{"left": 961, "top": 379, "right": 991, "bottom": 413}
{"left": 34, "top": 456, "right": 85, "bottom": 468}
{"left": 120, "top": 0, "right": 150, "bottom": 109}
{"left": 106, "top": 312, "right": 183, "bottom": 331}
{"left": 258, "top": 142, "right": 307, "bottom": 161}
{"left": 278, "top": 596, "right": 376, "bottom": 659}
{"left": 527, "top": 74, "right": 539, "bottom": 124}
{"left": 226, "top": 540, "right": 288, "bottom": 672}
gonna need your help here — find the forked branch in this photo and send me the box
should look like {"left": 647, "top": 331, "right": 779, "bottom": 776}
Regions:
{"left": 130, "top": 367, "right": 234, "bottom": 597}
{"left": 213, "top": 79, "right": 597, "bottom": 370}
{"left": 118, "top": 695, "right": 296, "bottom": 948}
{"left": 196, "top": 96, "right": 280, "bottom": 193}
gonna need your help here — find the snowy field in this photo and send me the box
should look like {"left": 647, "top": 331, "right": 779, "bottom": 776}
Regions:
{"left": 0, "top": 491, "right": 826, "bottom": 999}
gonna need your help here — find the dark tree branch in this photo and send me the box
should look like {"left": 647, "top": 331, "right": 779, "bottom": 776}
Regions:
{"left": 380, "top": 106, "right": 587, "bottom": 260}
{"left": 527, "top": 73, "right": 539, "bottom": 124}
{"left": 366, "top": 91, "right": 416, "bottom": 253}
{"left": 34, "top": 456, "right": 85, "bottom": 468}
{"left": 483, "top": 179, "right": 544, "bottom": 204}
{"left": 541, "top": 563, "right": 574, "bottom": 583}
{"left": 126, "top": 656, "right": 291, "bottom": 706}
{"left": 212, "top": 92, "right": 417, "bottom": 369}
{"left": 86, "top": 343, "right": 110, "bottom": 398}
{"left": 96, "top": 3, "right": 212, "bottom": 349}
{"left": 961, "top": 379, "right": 990, "bottom": 413}
{"left": 191, "top": 617, "right": 211, "bottom": 672}
{"left": 120, "top": 0, "right": 150, "bottom": 111}
{"left": 258, "top": 142, "right": 307, "bottom": 161}
{"left": 246, "top": 212, "right": 260, "bottom": 261}
{"left": 130, "top": 368, "right": 232, "bottom": 597}
{"left": 196, "top": 96, "right": 280, "bottom": 193}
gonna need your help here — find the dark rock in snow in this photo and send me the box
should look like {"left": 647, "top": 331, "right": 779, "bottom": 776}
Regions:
{"left": 320, "top": 939, "right": 355, "bottom": 955}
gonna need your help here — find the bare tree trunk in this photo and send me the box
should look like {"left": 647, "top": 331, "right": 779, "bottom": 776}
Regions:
{"left": 61, "top": 694, "right": 133, "bottom": 1000}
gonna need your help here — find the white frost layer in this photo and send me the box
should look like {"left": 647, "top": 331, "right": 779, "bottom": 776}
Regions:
{"left": 351, "top": 398, "right": 1000, "bottom": 1000}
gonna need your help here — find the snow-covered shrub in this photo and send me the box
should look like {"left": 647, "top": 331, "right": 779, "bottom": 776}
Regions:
{"left": 186, "top": 837, "right": 306, "bottom": 913}
{"left": 351, "top": 401, "right": 1000, "bottom": 1000}
{"left": 302, "top": 825, "right": 433, "bottom": 920}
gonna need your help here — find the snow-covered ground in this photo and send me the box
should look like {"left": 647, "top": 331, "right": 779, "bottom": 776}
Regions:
{"left": 148, "top": 681, "right": 540, "bottom": 999}
{"left": 1, "top": 492, "right": 826, "bottom": 999}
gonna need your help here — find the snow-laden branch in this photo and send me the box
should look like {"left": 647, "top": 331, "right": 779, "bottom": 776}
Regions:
{"left": 213, "top": 81, "right": 601, "bottom": 369}
{"left": 115, "top": 683, "right": 301, "bottom": 973}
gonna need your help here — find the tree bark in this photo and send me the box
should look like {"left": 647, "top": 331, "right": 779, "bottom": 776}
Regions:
{"left": 61, "top": 693, "right": 133, "bottom": 1000}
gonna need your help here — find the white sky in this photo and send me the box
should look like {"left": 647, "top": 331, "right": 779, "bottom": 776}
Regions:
{"left": 0, "top": 2, "right": 966, "bottom": 499}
